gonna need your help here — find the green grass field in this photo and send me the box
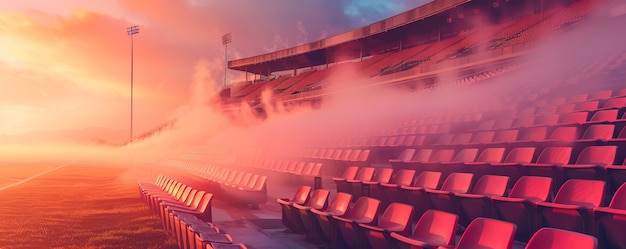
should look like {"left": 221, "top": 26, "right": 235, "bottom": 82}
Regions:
{"left": 0, "top": 161, "right": 178, "bottom": 249}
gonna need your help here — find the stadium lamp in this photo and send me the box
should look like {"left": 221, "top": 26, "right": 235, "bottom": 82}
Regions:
{"left": 127, "top": 25, "right": 139, "bottom": 144}
{"left": 222, "top": 33, "right": 232, "bottom": 87}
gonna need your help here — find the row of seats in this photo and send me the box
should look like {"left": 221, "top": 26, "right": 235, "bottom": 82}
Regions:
{"left": 332, "top": 166, "right": 626, "bottom": 247}
{"left": 387, "top": 144, "right": 626, "bottom": 193}
{"left": 301, "top": 88, "right": 626, "bottom": 153}
{"left": 138, "top": 175, "right": 247, "bottom": 249}
{"left": 243, "top": 158, "right": 322, "bottom": 186}
{"left": 278, "top": 185, "right": 605, "bottom": 248}
{"left": 160, "top": 160, "right": 268, "bottom": 208}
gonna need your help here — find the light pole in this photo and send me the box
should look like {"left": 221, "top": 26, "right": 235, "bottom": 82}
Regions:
{"left": 222, "top": 33, "right": 232, "bottom": 87}
{"left": 127, "top": 25, "right": 139, "bottom": 144}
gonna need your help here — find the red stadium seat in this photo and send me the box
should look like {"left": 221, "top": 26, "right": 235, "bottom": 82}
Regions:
{"left": 575, "top": 100, "right": 599, "bottom": 112}
{"left": 455, "top": 218, "right": 516, "bottom": 249}
{"left": 357, "top": 167, "right": 393, "bottom": 200}
{"left": 310, "top": 192, "right": 353, "bottom": 248}
{"left": 578, "top": 124, "right": 614, "bottom": 142}
{"left": 493, "top": 129, "right": 519, "bottom": 143}
{"left": 536, "top": 179, "right": 605, "bottom": 234}
{"left": 371, "top": 169, "right": 416, "bottom": 210}
{"left": 587, "top": 109, "right": 618, "bottom": 123}
{"left": 523, "top": 147, "right": 572, "bottom": 190}
{"left": 332, "top": 197, "right": 380, "bottom": 249}
{"left": 454, "top": 175, "right": 509, "bottom": 226}
{"left": 425, "top": 173, "right": 474, "bottom": 214}
{"left": 600, "top": 97, "right": 626, "bottom": 109}
{"left": 490, "top": 147, "right": 535, "bottom": 185}
{"left": 559, "top": 112, "right": 588, "bottom": 125}
{"left": 292, "top": 189, "right": 330, "bottom": 235}
{"left": 526, "top": 228, "right": 597, "bottom": 249}
{"left": 389, "top": 210, "right": 458, "bottom": 249}
{"left": 492, "top": 176, "right": 553, "bottom": 241}
{"left": 359, "top": 203, "right": 414, "bottom": 249}
{"left": 398, "top": 171, "right": 442, "bottom": 218}
{"left": 463, "top": 147, "right": 505, "bottom": 178}
{"left": 439, "top": 148, "right": 479, "bottom": 176}
{"left": 333, "top": 166, "right": 359, "bottom": 194}
{"left": 560, "top": 146, "right": 616, "bottom": 184}
{"left": 593, "top": 183, "right": 626, "bottom": 249}
{"left": 344, "top": 167, "right": 376, "bottom": 199}
{"left": 277, "top": 186, "right": 312, "bottom": 232}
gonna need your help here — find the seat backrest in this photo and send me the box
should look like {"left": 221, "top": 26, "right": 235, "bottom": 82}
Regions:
{"left": 457, "top": 218, "right": 516, "bottom": 249}
{"left": 575, "top": 146, "right": 616, "bottom": 166}
{"left": 535, "top": 114, "right": 559, "bottom": 126}
{"left": 495, "top": 118, "right": 514, "bottom": 129}
{"left": 391, "top": 169, "right": 416, "bottom": 186}
{"left": 344, "top": 197, "right": 380, "bottom": 224}
{"left": 559, "top": 112, "right": 588, "bottom": 124}
{"left": 503, "top": 147, "right": 535, "bottom": 164}
{"left": 341, "top": 166, "right": 359, "bottom": 179}
{"left": 554, "top": 180, "right": 605, "bottom": 208}
{"left": 576, "top": 100, "right": 599, "bottom": 111}
{"left": 471, "top": 131, "right": 495, "bottom": 143}
{"left": 294, "top": 162, "right": 306, "bottom": 174}
{"left": 509, "top": 176, "right": 552, "bottom": 201}
{"left": 377, "top": 203, "right": 413, "bottom": 233}
{"left": 494, "top": 129, "right": 519, "bottom": 143}
{"left": 435, "top": 134, "right": 455, "bottom": 145}
{"left": 325, "top": 192, "right": 352, "bottom": 215}
{"left": 184, "top": 189, "right": 199, "bottom": 206}
{"left": 476, "top": 148, "right": 506, "bottom": 163}
{"left": 590, "top": 109, "right": 618, "bottom": 122}
{"left": 245, "top": 174, "right": 259, "bottom": 189}
{"left": 301, "top": 163, "right": 315, "bottom": 175}
{"left": 557, "top": 103, "right": 576, "bottom": 113}
{"left": 357, "top": 150, "right": 371, "bottom": 161}
{"left": 412, "top": 210, "right": 458, "bottom": 246}
{"left": 472, "top": 175, "right": 509, "bottom": 196}
{"left": 590, "top": 90, "right": 612, "bottom": 100}
{"left": 609, "top": 183, "right": 626, "bottom": 210}
{"left": 306, "top": 189, "right": 330, "bottom": 210}
{"left": 581, "top": 125, "right": 615, "bottom": 140}
{"left": 453, "top": 148, "right": 479, "bottom": 162}
{"left": 397, "top": 149, "right": 416, "bottom": 162}
{"left": 525, "top": 228, "right": 598, "bottom": 249}
{"left": 291, "top": 186, "right": 312, "bottom": 204}
{"left": 477, "top": 120, "right": 495, "bottom": 130}
{"left": 549, "top": 127, "right": 579, "bottom": 141}
{"left": 362, "top": 167, "right": 387, "bottom": 183}
{"left": 250, "top": 175, "right": 267, "bottom": 191}
{"left": 237, "top": 173, "right": 253, "bottom": 187}
{"left": 411, "top": 149, "right": 433, "bottom": 162}
{"left": 310, "top": 163, "right": 322, "bottom": 176}
{"left": 519, "top": 126, "right": 548, "bottom": 141}
{"left": 571, "top": 93, "right": 590, "bottom": 102}
{"left": 440, "top": 173, "right": 474, "bottom": 193}
{"left": 355, "top": 167, "right": 375, "bottom": 181}
{"left": 412, "top": 171, "right": 442, "bottom": 189}
{"left": 536, "top": 147, "right": 572, "bottom": 165}
{"left": 452, "top": 133, "right": 473, "bottom": 144}
{"left": 514, "top": 116, "right": 535, "bottom": 127}
{"left": 602, "top": 97, "right": 626, "bottom": 109}
{"left": 428, "top": 149, "right": 455, "bottom": 163}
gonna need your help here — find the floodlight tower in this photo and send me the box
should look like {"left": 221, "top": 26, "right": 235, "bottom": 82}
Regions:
{"left": 127, "top": 25, "right": 139, "bottom": 144}
{"left": 222, "top": 33, "right": 232, "bottom": 87}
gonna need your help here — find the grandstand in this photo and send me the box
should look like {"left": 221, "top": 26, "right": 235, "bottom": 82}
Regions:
{"left": 139, "top": 0, "right": 626, "bottom": 248}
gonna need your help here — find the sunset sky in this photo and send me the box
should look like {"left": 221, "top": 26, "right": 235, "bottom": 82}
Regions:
{"left": 0, "top": 0, "right": 431, "bottom": 139}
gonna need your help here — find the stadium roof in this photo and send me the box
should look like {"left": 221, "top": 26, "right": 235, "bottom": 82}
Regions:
{"left": 228, "top": 0, "right": 471, "bottom": 75}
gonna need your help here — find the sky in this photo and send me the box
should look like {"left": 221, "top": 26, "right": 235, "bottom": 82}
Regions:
{"left": 0, "top": 0, "right": 432, "bottom": 138}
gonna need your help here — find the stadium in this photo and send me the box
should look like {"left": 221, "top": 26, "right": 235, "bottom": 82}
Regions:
{"left": 2, "top": 0, "right": 626, "bottom": 248}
